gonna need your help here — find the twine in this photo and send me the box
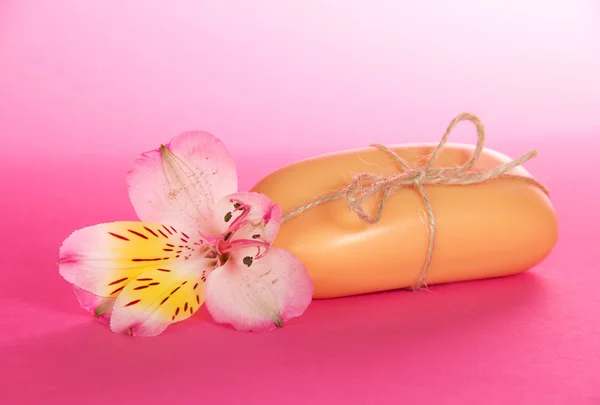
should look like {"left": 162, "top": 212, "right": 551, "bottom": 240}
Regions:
{"left": 280, "top": 113, "right": 549, "bottom": 290}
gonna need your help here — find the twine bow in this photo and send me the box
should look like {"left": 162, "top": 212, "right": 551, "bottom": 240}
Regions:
{"left": 281, "top": 113, "right": 549, "bottom": 290}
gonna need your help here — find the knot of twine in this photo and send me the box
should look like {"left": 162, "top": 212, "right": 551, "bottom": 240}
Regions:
{"left": 281, "top": 113, "right": 549, "bottom": 290}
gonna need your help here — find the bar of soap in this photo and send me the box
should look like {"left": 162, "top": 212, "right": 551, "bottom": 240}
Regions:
{"left": 251, "top": 143, "right": 558, "bottom": 299}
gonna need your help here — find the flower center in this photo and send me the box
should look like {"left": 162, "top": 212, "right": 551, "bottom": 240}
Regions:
{"left": 202, "top": 199, "right": 271, "bottom": 268}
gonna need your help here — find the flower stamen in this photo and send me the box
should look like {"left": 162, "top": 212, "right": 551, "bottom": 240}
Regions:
{"left": 218, "top": 238, "right": 271, "bottom": 259}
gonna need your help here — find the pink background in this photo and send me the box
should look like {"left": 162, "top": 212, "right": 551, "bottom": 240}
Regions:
{"left": 1, "top": 1, "right": 599, "bottom": 404}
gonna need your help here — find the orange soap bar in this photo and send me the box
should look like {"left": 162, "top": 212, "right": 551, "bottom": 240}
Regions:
{"left": 251, "top": 143, "right": 558, "bottom": 299}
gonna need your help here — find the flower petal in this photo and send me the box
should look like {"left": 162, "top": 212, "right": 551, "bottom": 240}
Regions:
{"left": 58, "top": 221, "right": 206, "bottom": 298}
{"left": 204, "top": 247, "right": 313, "bottom": 332}
{"left": 214, "top": 192, "right": 282, "bottom": 243}
{"left": 127, "top": 131, "right": 238, "bottom": 234}
{"left": 110, "top": 266, "right": 206, "bottom": 337}
{"left": 72, "top": 286, "right": 115, "bottom": 325}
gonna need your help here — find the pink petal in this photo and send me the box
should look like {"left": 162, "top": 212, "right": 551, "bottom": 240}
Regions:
{"left": 72, "top": 286, "right": 115, "bottom": 325}
{"left": 213, "top": 192, "right": 282, "bottom": 243}
{"left": 127, "top": 131, "right": 238, "bottom": 234}
{"left": 204, "top": 247, "right": 313, "bottom": 332}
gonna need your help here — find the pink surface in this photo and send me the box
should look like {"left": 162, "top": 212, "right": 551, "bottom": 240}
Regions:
{"left": 1, "top": 1, "right": 599, "bottom": 404}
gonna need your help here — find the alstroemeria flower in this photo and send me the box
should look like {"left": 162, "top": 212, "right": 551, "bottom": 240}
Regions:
{"left": 58, "top": 131, "right": 313, "bottom": 336}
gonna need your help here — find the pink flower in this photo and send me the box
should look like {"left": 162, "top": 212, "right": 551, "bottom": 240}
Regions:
{"left": 58, "top": 131, "right": 313, "bottom": 336}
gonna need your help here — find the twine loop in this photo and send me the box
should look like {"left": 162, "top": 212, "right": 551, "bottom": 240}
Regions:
{"left": 282, "top": 113, "right": 549, "bottom": 289}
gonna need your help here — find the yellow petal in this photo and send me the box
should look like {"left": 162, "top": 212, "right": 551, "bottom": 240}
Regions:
{"left": 110, "top": 266, "right": 206, "bottom": 336}
{"left": 58, "top": 221, "right": 204, "bottom": 298}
